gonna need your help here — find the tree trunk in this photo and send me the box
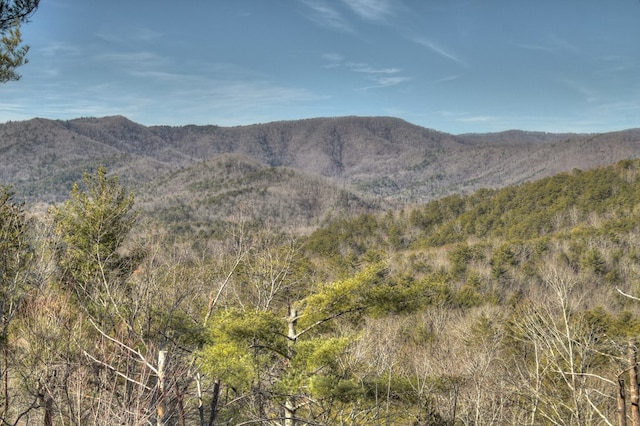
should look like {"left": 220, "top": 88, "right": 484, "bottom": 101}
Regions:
{"left": 37, "top": 378, "right": 54, "bottom": 426}
{"left": 284, "top": 306, "right": 298, "bottom": 426}
{"left": 43, "top": 395, "right": 53, "bottom": 426}
{"left": 208, "top": 379, "right": 220, "bottom": 426}
{"left": 284, "top": 397, "right": 296, "bottom": 426}
{"left": 174, "top": 377, "right": 186, "bottom": 426}
{"left": 197, "top": 373, "right": 205, "bottom": 426}
{"left": 157, "top": 350, "right": 168, "bottom": 426}
{"left": 629, "top": 340, "right": 640, "bottom": 426}
{"left": 619, "top": 374, "right": 628, "bottom": 426}
{"left": 2, "top": 342, "right": 7, "bottom": 421}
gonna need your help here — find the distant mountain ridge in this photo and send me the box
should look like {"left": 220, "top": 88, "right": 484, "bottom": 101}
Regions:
{"left": 1, "top": 115, "right": 639, "bottom": 227}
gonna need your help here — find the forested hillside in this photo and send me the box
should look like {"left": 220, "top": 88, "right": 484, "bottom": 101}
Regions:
{"left": 1, "top": 116, "right": 640, "bottom": 212}
{"left": 135, "top": 153, "right": 381, "bottom": 235}
{"left": 3, "top": 158, "right": 640, "bottom": 425}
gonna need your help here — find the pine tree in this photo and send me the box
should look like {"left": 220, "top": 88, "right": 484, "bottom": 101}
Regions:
{"left": 0, "top": 0, "right": 39, "bottom": 82}
{"left": 51, "top": 166, "right": 139, "bottom": 325}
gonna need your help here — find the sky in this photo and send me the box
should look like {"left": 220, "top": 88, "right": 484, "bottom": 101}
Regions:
{"left": 1, "top": 0, "right": 640, "bottom": 134}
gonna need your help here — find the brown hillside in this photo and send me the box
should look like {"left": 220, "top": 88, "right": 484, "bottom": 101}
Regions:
{"left": 1, "top": 115, "right": 639, "bottom": 216}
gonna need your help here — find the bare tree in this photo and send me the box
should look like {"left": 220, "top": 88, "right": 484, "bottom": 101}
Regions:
{"left": 510, "top": 261, "right": 617, "bottom": 425}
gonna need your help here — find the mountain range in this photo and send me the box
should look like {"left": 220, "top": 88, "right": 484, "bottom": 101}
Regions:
{"left": 1, "top": 115, "right": 639, "bottom": 229}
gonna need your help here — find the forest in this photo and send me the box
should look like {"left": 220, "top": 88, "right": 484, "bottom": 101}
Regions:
{"left": 3, "top": 159, "right": 640, "bottom": 425}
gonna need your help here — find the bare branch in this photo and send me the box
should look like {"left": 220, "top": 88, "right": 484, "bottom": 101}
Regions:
{"left": 87, "top": 318, "right": 158, "bottom": 375}
{"left": 617, "top": 288, "right": 640, "bottom": 302}
{"left": 81, "top": 349, "right": 153, "bottom": 391}
{"left": 292, "top": 307, "right": 361, "bottom": 341}
{"left": 561, "top": 371, "right": 617, "bottom": 386}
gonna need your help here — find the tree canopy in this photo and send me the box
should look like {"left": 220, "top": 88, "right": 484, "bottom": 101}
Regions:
{"left": 4, "top": 160, "right": 640, "bottom": 424}
{"left": 0, "top": 0, "right": 39, "bottom": 82}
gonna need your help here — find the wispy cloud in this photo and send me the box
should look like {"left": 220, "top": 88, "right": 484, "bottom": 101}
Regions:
{"left": 145, "top": 71, "right": 326, "bottom": 115}
{"left": 559, "top": 77, "right": 598, "bottom": 103}
{"left": 341, "top": 0, "right": 394, "bottom": 22}
{"left": 322, "top": 53, "right": 410, "bottom": 90}
{"left": 513, "top": 34, "right": 578, "bottom": 55}
{"left": 128, "top": 70, "right": 187, "bottom": 82}
{"left": 96, "top": 27, "right": 163, "bottom": 44}
{"left": 138, "top": 76, "right": 329, "bottom": 125}
{"left": 597, "top": 100, "right": 640, "bottom": 114}
{"left": 432, "top": 110, "right": 503, "bottom": 126}
{"left": 349, "top": 63, "right": 401, "bottom": 74}
{"left": 1, "top": 63, "right": 328, "bottom": 126}
{"left": 361, "top": 75, "right": 411, "bottom": 90}
{"left": 0, "top": 102, "right": 24, "bottom": 113}
{"left": 457, "top": 115, "right": 499, "bottom": 123}
{"left": 547, "top": 35, "right": 578, "bottom": 53}
{"left": 322, "top": 55, "right": 401, "bottom": 75}
{"left": 41, "top": 40, "right": 79, "bottom": 56}
{"left": 132, "top": 28, "right": 163, "bottom": 42}
{"left": 93, "top": 51, "right": 173, "bottom": 75}
{"left": 300, "top": 0, "right": 354, "bottom": 33}
{"left": 512, "top": 43, "right": 556, "bottom": 53}
{"left": 413, "top": 37, "right": 466, "bottom": 66}
{"left": 95, "top": 51, "right": 168, "bottom": 65}
{"left": 322, "top": 53, "right": 344, "bottom": 68}
{"left": 355, "top": 63, "right": 410, "bottom": 89}
{"left": 204, "top": 81, "right": 325, "bottom": 110}
{"left": 434, "top": 74, "right": 461, "bottom": 83}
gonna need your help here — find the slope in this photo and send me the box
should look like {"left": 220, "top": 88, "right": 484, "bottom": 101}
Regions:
{"left": 137, "top": 153, "right": 380, "bottom": 233}
{"left": 1, "top": 115, "right": 639, "bottom": 212}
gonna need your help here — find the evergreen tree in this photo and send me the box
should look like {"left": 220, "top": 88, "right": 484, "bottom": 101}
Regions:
{"left": 52, "top": 166, "right": 139, "bottom": 324}
{"left": 0, "top": 0, "right": 39, "bottom": 82}
{"left": 199, "top": 263, "right": 393, "bottom": 425}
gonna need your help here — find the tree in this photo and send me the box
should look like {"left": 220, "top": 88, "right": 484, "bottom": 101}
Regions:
{"left": 0, "top": 0, "right": 39, "bottom": 82}
{"left": 0, "top": 0, "right": 38, "bottom": 28}
{"left": 509, "top": 262, "right": 618, "bottom": 425}
{"left": 0, "top": 185, "right": 37, "bottom": 422}
{"left": 49, "top": 167, "right": 171, "bottom": 424}
{"left": 199, "top": 263, "right": 392, "bottom": 425}
{"left": 52, "top": 166, "right": 139, "bottom": 324}
{"left": 0, "top": 185, "right": 31, "bottom": 347}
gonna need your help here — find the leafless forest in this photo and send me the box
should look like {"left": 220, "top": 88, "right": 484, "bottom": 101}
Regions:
{"left": 2, "top": 117, "right": 640, "bottom": 424}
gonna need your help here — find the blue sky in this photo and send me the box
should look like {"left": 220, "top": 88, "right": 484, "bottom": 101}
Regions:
{"left": 1, "top": 0, "right": 640, "bottom": 133}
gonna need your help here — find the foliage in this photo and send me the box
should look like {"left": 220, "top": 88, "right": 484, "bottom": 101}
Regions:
{"left": 0, "top": 185, "right": 32, "bottom": 338}
{"left": 0, "top": 23, "right": 27, "bottom": 82}
{"left": 0, "top": 185, "right": 37, "bottom": 421}
{"left": 51, "top": 166, "right": 139, "bottom": 315}
{"left": 0, "top": 0, "right": 39, "bottom": 82}
{"left": 7, "top": 160, "right": 640, "bottom": 424}
{"left": 199, "top": 264, "right": 400, "bottom": 423}
{"left": 200, "top": 308, "right": 283, "bottom": 390}
{"left": 299, "top": 262, "right": 389, "bottom": 325}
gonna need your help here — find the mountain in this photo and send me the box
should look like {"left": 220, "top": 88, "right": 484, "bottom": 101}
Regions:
{"left": 136, "top": 153, "right": 377, "bottom": 234}
{"left": 1, "top": 115, "right": 639, "bottom": 227}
